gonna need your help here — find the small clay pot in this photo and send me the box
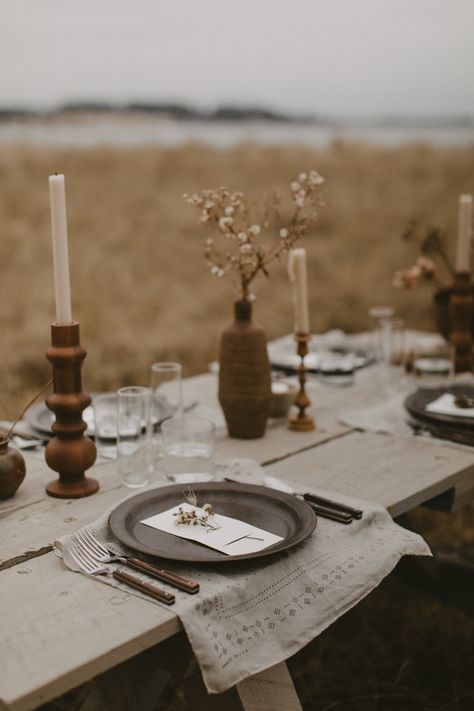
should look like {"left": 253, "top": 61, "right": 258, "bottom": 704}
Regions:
{"left": 0, "top": 439, "right": 26, "bottom": 499}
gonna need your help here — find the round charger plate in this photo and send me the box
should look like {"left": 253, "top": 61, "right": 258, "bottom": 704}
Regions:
{"left": 404, "top": 384, "right": 474, "bottom": 430}
{"left": 25, "top": 394, "right": 171, "bottom": 438}
{"left": 108, "top": 481, "right": 317, "bottom": 564}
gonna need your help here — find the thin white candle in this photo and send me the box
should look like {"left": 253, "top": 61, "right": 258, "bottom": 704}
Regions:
{"left": 49, "top": 174, "right": 72, "bottom": 324}
{"left": 288, "top": 248, "right": 310, "bottom": 334}
{"left": 455, "top": 194, "right": 472, "bottom": 273}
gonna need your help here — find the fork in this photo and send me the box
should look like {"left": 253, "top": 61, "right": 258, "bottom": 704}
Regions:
{"left": 67, "top": 544, "right": 176, "bottom": 605}
{"left": 75, "top": 528, "right": 200, "bottom": 594}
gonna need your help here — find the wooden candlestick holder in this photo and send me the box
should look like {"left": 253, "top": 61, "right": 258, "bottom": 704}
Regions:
{"left": 449, "top": 272, "right": 473, "bottom": 374}
{"left": 288, "top": 333, "right": 315, "bottom": 432}
{"left": 45, "top": 322, "right": 99, "bottom": 498}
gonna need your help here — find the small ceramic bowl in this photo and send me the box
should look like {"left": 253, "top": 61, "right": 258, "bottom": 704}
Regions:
{"left": 270, "top": 380, "right": 298, "bottom": 418}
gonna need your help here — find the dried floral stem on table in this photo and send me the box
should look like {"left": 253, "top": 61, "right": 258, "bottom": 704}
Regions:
{"left": 184, "top": 171, "right": 325, "bottom": 301}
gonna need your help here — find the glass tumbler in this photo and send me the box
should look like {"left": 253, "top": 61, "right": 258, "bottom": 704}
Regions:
{"left": 161, "top": 416, "right": 215, "bottom": 483}
{"left": 368, "top": 306, "right": 395, "bottom": 361}
{"left": 92, "top": 394, "right": 118, "bottom": 460}
{"left": 378, "top": 317, "right": 407, "bottom": 391}
{"left": 117, "top": 386, "right": 151, "bottom": 488}
{"left": 411, "top": 342, "right": 455, "bottom": 389}
{"left": 150, "top": 362, "right": 183, "bottom": 472}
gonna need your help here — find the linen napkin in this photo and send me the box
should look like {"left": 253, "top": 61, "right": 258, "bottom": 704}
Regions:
{"left": 54, "top": 458, "right": 430, "bottom": 694}
{"left": 425, "top": 393, "right": 474, "bottom": 418}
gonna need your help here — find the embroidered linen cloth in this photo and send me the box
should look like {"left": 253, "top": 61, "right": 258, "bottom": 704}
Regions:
{"left": 54, "top": 459, "right": 430, "bottom": 694}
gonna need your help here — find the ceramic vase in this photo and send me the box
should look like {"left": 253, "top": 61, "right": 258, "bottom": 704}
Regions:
{"left": 0, "top": 439, "right": 26, "bottom": 499}
{"left": 218, "top": 299, "right": 272, "bottom": 439}
{"left": 434, "top": 287, "right": 474, "bottom": 341}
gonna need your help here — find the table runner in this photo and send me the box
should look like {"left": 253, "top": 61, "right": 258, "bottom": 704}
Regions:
{"left": 54, "top": 459, "right": 430, "bottom": 694}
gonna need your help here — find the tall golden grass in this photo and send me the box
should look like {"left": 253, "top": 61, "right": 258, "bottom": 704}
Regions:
{"left": 1, "top": 140, "right": 473, "bottom": 417}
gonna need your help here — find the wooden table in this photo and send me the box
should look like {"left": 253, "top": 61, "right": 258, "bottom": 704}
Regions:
{"left": 1, "top": 365, "right": 473, "bottom": 711}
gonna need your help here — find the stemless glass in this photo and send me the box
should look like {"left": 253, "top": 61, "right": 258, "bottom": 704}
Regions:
{"left": 92, "top": 394, "right": 118, "bottom": 460}
{"left": 117, "top": 386, "right": 151, "bottom": 488}
{"left": 411, "top": 341, "right": 455, "bottom": 389}
{"left": 377, "top": 317, "right": 407, "bottom": 391}
{"left": 150, "top": 362, "right": 183, "bottom": 473}
{"left": 150, "top": 362, "right": 183, "bottom": 419}
{"left": 368, "top": 306, "right": 395, "bottom": 361}
{"left": 161, "top": 416, "right": 215, "bottom": 483}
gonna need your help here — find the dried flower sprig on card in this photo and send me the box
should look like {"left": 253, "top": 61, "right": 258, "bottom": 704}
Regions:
{"left": 184, "top": 171, "right": 324, "bottom": 301}
{"left": 174, "top": 487, "right": 219, "bottom": 532}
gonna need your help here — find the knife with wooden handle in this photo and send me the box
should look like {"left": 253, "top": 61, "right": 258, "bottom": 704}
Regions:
{"left": 124, "top": 557, "right": 200, "bottom": 594}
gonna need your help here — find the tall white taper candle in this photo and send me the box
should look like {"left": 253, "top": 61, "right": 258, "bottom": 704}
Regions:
{"left": 49, "top": 174, "right": 73, "bottom": 324}
{"left": 455, "top": 194, "right": 472, "bottom": 273}
{"left": 288, "top": 248, "right": 310, "bottom": 334}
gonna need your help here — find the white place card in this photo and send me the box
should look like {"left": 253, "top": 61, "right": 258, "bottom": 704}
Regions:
{"left": 426, "top": 393, "right": 474, "bottom": 418}
{"left": 140, "top": 503, "right": 283, "bottom": 556}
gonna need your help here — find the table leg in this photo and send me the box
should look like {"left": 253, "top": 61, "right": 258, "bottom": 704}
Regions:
{"left": 182, "top": 658, "right": 303, "bottom": 711}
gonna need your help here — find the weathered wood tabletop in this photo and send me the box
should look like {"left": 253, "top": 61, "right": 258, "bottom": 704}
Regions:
{"left": 1, "top": 362, "right": 473, "bottom": 711}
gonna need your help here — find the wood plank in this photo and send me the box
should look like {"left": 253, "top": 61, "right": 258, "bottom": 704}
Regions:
{"left": 0, "top": 553, "right": 180, "bottom": 711}
{"left": 236, "top": 661, "right": 303, "bottom": 711}
{"left": 266, "top": 430, "right": 474, "bottom": 517}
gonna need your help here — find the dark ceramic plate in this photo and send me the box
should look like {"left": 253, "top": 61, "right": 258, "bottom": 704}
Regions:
{"left": 25, "top": 394, "right": 171, "bottom": 438}
{"left": 270, "top": 347, "right": 372, "bottom": 374}
{"left": 108, "top": 481, "right": 317, "bottom": 564}
{"left": 404, "top": 384, "right": 474, "bottom": 431}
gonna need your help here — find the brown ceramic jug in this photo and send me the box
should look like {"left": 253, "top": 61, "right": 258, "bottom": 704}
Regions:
{"left": 0, "top": 439, "right": 26, "bottom": 499}
{"left": 218, "top": 299, "right": 272, "bottom": 439}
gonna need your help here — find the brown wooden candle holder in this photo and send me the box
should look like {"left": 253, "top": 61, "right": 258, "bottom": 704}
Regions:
{"left": 45, "top": 322, "right": 99, "bottom": 498}
{"left": 449, "top": 272, "right": 473, "bottom": 374}
{"left": 288, "top": 333, "right": 315, "bottom": 432}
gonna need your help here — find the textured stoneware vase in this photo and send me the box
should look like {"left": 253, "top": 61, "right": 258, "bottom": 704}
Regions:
{"left": 218, "top": 299, "right": 272, "bottom": 439}
{"left": 0, "top": 440, "right": 26, "bottom": 499}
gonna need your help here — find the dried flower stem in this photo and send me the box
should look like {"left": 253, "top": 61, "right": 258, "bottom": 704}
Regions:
{"left": 0, "top": 379, "right": 53, "bottom": 445}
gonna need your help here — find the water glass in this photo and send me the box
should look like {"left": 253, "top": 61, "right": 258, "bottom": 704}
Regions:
{"left": 368, "top": 306, "right": 395, "bottom": 361}
{"left": 117, "top": 386, "right": 151, "bottom": 488}
{"left": 319, "top": 350, "right": 355, "bottom": 387}
{"left": 150, "top": 362, "right": 183, "bottom": 419}
{"left": 92, "top": 394, "right": 118, "bottom": 460}
{"left": 411, "top": 342, "right": 454, "bottom": 389}
{"left": 161, "top": 416, "right": 215, "bottom": 483}
{"left": 377, "top": 317, "right": 407, "bottom": 391}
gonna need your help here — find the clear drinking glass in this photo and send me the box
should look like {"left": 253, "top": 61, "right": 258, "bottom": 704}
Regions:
{"left": 411, "top": 342, "right": 455, "bottom": 389}
{"left": 319, "top": 350, "right": 355, "bottom": 387}
{"left": 117, "top": 386, "right": 151, "bottom": 488}
{"left": 161, "top": 416, "right": 215, "bottom": 483}
{"left": 92, "top": 394, "right": 118, "bottom": 459}
{"left": 150, "top": 362, "right": 183, "bottom": 419}
{"left": 377, "top": 317, "right": 407, "bottom": 391}
{"left": 368, "top": 306, "right": 395, "bottom": 362}
{"left": 150, "top": 362, "right": 183, "bottom": 473}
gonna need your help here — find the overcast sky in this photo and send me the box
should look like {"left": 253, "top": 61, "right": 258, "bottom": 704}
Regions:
{"left": 2, "top": 0, "right": 474, "bottom": 116}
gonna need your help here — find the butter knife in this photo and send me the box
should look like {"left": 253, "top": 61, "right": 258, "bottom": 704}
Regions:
{"left": 261, "top": 476, "right": 362, "bottom": 521}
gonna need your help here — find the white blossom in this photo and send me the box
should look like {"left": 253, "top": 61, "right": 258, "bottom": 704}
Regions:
{"left": 279, "top": 228, "right": 289, "bottom": 239}
{"left": 219, "top": 216, "right": 233, "bottom": 230}
{"left": 240, "top": 243, "right": 252, "bottom": 253}
{"left": 249, "top": 224, "right": 260, "bottom": 236}
{"left": 291, "top": 181, "right": 301, "bottom": 192}
{"left": 298, "top": 173, "right": 307, "bottom": 182}
{"left": 237, "top": 232, "right": 247, "bottom": 242}
{"left": 225, "top": 206, "right": 234, "bottom": 215}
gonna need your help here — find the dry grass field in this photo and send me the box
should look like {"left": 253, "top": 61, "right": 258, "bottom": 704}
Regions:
{"left": 3, "top": 140, "right": 474, "bottom": 710}
{"left": 1, "top": 140, "right": 474, "bottom": 417}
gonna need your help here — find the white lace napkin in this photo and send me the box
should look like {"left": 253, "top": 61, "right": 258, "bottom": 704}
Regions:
{"left": 54, "top": 458, "right": 430, "bottom": 694}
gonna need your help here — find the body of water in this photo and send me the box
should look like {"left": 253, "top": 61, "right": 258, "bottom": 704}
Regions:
{"left": 1, "top": 114, "right": 474, "bottom": 148}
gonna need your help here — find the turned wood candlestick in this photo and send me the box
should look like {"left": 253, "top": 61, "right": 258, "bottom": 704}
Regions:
{"left": 449, "top": 272, "right": 473, "bottom": 374}
{"left": 288, "top": 333, "right": 315, "bottom": 432}
{"left": 45, "top": 322, "right": 98, "bottom": 498}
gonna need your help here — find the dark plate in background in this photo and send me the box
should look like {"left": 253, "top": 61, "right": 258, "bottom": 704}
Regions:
{"left": 108, "top": 481, "right": 317, "bottom": 564}
{"left": 25, "top": 393, "right": 171, "bottom": 438}
{"left": 404, "top": 384, "right": 474, "bottom": 431}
